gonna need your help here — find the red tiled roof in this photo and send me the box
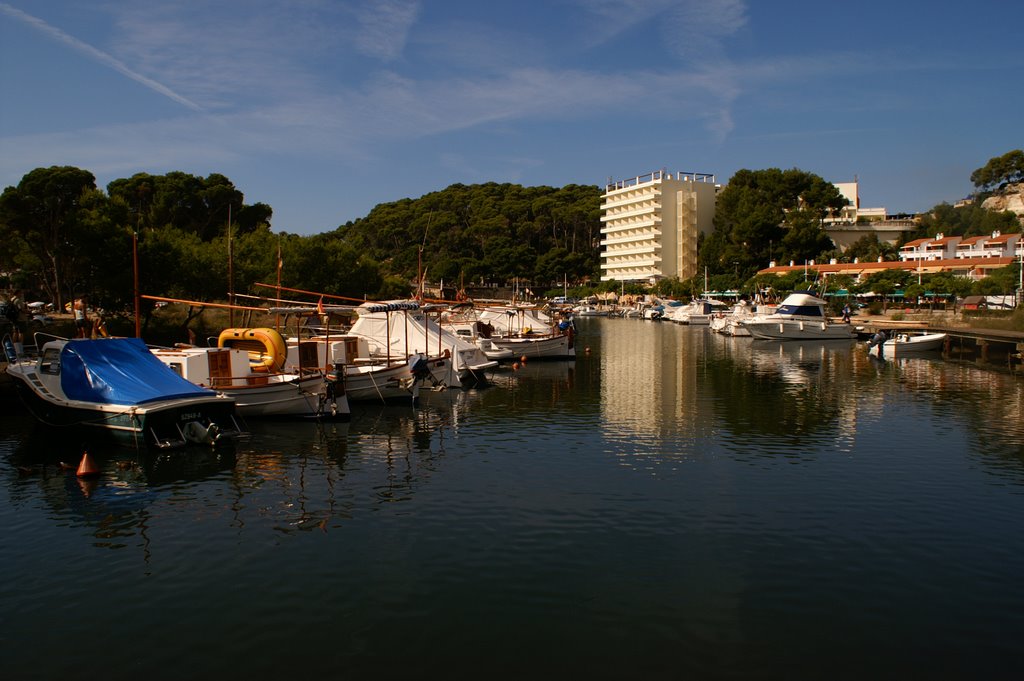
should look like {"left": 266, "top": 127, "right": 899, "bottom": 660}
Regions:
{"left": 757, "top": 256, "right": 1015, "bottom": 277}
{"left": 988, "top": 233, "right": 1018, "bottom": 244}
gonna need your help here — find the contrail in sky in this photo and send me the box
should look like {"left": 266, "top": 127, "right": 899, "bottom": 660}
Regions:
{"left": 0, "top": 2, "right": 202, "bottom": 111}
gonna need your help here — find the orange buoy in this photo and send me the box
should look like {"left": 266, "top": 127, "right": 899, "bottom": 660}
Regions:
{"left": 76, "top": 451, "right": 100, "bottom": 478}
{"left": 520, "top": 355, "right": 528, "bottom": 363}
{"left": 512, "top": 362, "right": 520, "bottom": 371}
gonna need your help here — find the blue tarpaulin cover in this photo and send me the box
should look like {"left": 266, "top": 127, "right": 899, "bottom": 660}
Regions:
{"left": 60, "top": 338, "right": 217, "bottom": 405}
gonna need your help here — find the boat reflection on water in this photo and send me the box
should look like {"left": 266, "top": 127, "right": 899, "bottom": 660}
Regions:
{"left": 7, "top": 424, "right": 236, "bottom": 557}
{"left": 745, "top": 338, "right": 857, "bottom": 388}
{"left": 9, "top": 422, "right": 236, "bottom": 487}
{"left": 227, "top": 403, "right": 461, "bottom": 532}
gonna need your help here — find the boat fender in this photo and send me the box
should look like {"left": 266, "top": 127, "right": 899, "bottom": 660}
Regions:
{"left": 3, "top": 338, "right": 17, "bottom": 362}
{"left": 218, "top": 327, "right": 287, "bottom": 372}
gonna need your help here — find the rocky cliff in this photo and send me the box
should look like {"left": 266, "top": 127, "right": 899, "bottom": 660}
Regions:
{"left": 981, "top": 182, "right": 1024, "bottom": 224}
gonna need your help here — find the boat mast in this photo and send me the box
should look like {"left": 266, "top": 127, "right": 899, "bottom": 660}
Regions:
{"left": 133, "top": 225, "right": 141, "bottom": 338}
{"left": 227, "top": 203, "right": 235, "bottom": 327}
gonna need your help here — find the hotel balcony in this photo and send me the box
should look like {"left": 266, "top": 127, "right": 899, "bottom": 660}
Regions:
{"left": 601, "top": 256, "right": 662, "bottom": 271}
{"left": 600, "top": 202, "right": 661, "bottom": 222}
{"left": 600, "top": 189, "right": 663, "bottom": 211}
{"left": 601, "top": 223, "right": 661, "bottom": 239}
{"left": 603, "top": 243, "right": 661, "bottom": 258}
{"left": 601, "top": 250, "right": 662, "bottom": 265}
{"left": 601, "top": 232, "right": 662, "bottom": 247}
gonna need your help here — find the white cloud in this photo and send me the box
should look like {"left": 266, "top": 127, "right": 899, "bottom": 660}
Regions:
{"left": 664, "top": 0, "right": 748, "bottom": 62}
{"left": 352, "top": 0, "right": 421, "bottom": 61}
{"left": 0, "top": 2, "right": 202, "bottom": 110}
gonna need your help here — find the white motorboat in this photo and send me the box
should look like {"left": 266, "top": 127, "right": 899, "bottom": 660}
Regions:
{"left": 5, "top": 335, "right": 243, "bottom": 448}
{"left": 667, "top": 298, "right": 729, "bottom": 324}
{"left": 642, "top": 306, "right": 664, "bottom": 321}
{"left": 867, "top": 331, "right": 947, "bottom": 358}
{"left": 742, "top": 292, "right": 856, "bottom": 341}
{"left": 151, "top": 327, "right": 348, "bottom": 418}
{"left": 573, "top": 305, "right": 606, "bottom": 317}
{"left": 709, "top": 301, "right": 777, "bottom": 336}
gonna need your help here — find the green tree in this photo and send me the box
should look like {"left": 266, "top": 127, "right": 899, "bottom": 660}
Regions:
{"left": 107, "top": 171, "right": 270, "bottom": 240}
{"left": 0, "top": 166, "right": 98, "bottom": 309}
{"left": 913, "top": 201, "right": 1018, "bottom": 239}
{"left": 702, "top": 168, "right": 847, "bottom": 277}
{"left": 335, "top": 182, "right": 602, "bottom": 286}
{"left": 844, "top": 234, "right": 898, "bottom": 263}
{"left": 970, "top": 149, "right": 1024, "bottom": 191}
{"left": 861, "top": 269, "right": 908, "bottom": 311}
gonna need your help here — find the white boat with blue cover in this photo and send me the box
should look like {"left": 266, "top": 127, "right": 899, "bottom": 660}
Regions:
{"left": 4, "top": 336, "right": 243, "bottom": 448}
{"left": 742, "top": 292, "right": 856, "bottom": 341}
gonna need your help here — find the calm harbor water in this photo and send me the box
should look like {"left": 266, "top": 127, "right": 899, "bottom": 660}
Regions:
{"left": 3, "top": 317, "right": 1024, "bottom": 680}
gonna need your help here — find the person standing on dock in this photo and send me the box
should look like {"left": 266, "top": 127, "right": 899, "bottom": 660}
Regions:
{"left": 6, "top": 290, "right": 27, "bottom": 354}
{"left": 74, "top": 297, "right": 89, "bottom": 338}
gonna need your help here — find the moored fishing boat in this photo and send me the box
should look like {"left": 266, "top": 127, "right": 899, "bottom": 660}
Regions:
{"left": 150, "top": 327, "right": 348, "bottom": 418}
{"left": 283, "top": 333, "right": 450, "bottom": 404}
{"left": 445, "top": 305, "right": 576, "bottom": 360}
{"left": 4, "top": 335, "right": 243, "bottom": 448}
{"left": 348, "top": 301, "right": 498, "bottom": 386}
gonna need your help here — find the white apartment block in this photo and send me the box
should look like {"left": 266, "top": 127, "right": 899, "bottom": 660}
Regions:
{"left": 900, "top": 231, "right": 1023, "bottom": 262}
{"left": 600, "top": 170, "right": 717, "bottom": 282}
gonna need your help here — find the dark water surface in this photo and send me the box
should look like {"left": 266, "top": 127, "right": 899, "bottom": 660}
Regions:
{"left": 3, "top": 318, "right": 1024, "bottom": 680}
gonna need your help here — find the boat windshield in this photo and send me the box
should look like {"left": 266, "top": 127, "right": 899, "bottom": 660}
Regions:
{"left": 776, "top": 303, "right": 824, "bottom": 318}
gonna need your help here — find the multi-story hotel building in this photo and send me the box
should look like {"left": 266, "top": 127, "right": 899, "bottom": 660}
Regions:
{"left": 600, "top": 170, "right": 718, "bottom": 283}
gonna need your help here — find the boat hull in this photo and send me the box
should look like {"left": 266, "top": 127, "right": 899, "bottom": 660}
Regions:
{"left": 219, "top": 373, "right": 347, "bottom": 418}
{"left": 343, "top": 356, "right": 450, "bottom": 403}
{"left": 490, "top": 334, "right": 575, "bottom": 360}
{"left": 8, "top": 371, "right": 240, "bottom": 448}
{"left": 7, "top": 337, "right": 244, "bottom": 449}
{"left": 151, "top": 344, "right": 348, "bottom": 419}
{"left": 867, "top": 332, "right": 947, "bottom": 358}
{"left": 744, "top": 319, "right": 856, "bottom": 341}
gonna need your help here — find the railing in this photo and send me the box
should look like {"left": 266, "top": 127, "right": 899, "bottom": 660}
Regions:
{"left": 605, "top": 169, "right": 716, "bottom": 192}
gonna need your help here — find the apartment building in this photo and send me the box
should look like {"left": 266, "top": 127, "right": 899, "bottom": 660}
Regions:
{"left": 599, "top": 170, "right": 717, "bottom": 283}
{"left": 900, "top": 231, "right": 1023, "bottom": 261}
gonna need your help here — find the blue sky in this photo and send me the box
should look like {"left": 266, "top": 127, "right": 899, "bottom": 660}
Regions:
{"left": 1, "top": 1, "right": 1020, "bottom": 236}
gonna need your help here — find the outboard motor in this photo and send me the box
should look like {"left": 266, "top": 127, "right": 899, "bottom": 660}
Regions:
{"left": 410, "top": 355, "right": 431, "bottom": 380}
